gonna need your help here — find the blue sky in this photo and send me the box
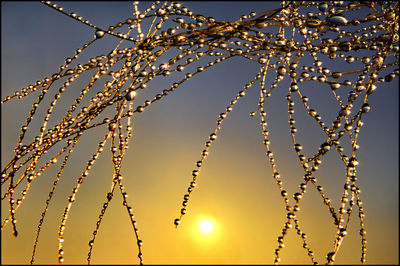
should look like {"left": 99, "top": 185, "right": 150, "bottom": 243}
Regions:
{"left": 2, "top": 1, "right": 398, "bottom": 264}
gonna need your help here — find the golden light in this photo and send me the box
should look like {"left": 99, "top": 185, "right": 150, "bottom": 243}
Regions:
{"left": 199, "top": 219, "right": 214, "bottom": 234}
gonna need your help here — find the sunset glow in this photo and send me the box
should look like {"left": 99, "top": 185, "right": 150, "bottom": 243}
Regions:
{"left": 199, "top": 219, "right": 214, "bottom": 234}
{"left": 1, "top": 2, "right": 398, "bottom": 265}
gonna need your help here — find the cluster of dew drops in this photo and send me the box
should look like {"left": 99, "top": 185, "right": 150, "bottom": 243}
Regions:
{"left": 1, "top": 0, "right": 398, "bottom": 265}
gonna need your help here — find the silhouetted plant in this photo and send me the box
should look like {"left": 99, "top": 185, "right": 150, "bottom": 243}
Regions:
{"left": 1, "top": 1, "right": 398, "bottom": 265}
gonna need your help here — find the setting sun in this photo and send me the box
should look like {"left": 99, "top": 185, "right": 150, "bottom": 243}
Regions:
{"left": 199, "top": 219, "right": 214, "bottom": 234}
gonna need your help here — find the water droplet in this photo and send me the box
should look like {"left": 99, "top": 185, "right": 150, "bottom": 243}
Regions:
{"left": 294, "top": 192, "right": 302, "bottom": 201}
{"left": 306, "top": 16, "right": 322, "bottom": 28}
{"left": 108, "top": 122, "right": 117, "bottom": 131}
{"left": 345, "top": 56, "right": 355, "bottom": 63}
{"left": 159, "top": 63, "right": 169, "bottom": 70}
{"left": 309, "top": 109, "right": 317, "bottom": 116}
{"left": 277, "top": 66, "right": 287, "bottom": 75}
{"left": 210, "top": 133, "right": 217, "bottom": 140}
{"left": 339, "top": 41, "right": 351, "bottom": 51}
{"left": 327, "top": 252, "right": 335, "bottom": 262}
{"left": 330, "top": 81, "right": 340, "bottom": 90}
{"left": 106, "top": 193, "right": 113, "bottom": 201}
{"left": 290, "top": 84, "right": 298, "bottom": 92}
{"left": 348, "top": 157, "right": 359, "bottom": 167}
{"left": 275, "top": 38, "right": 286, "bottom": 46}
{"left": 319, "top": 3, "right": 328, "bottom": 11}
{"left": 192, "top": 170, "right": 199, "bottom": 177}
{"left": 125, "top": 91, "right": 137, "bottom": 101}
{"left": 294, "top": 144, "right": 302, "bottom": 152}
{"left": 332, "top": 72, "right": 342, "bottom": 78}
{"left": 157, "top": 9, "right": 166, "bottom": 16}
{"left": 320, "top": 143, "right": 330, "bottom": 153}
{"left": 361, "top": 104, "right": 370, "bottom": 113}
{"left": 299, "top": 27, "right": 308, "bottom": 35}
{"left": 95, "top": 30, "right": 105, "bottom": 39}
{"left": 328, "top": 15, "right": 348, "bottom": 24}
{"left": 385, "top": 74, "right": 394, "bottom": 82}
{"left": 174, "top": 218, "right": 180, "bottom": 226}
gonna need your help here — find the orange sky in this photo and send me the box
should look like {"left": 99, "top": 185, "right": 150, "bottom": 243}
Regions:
{"left": 2, "top": 1, "right": 398, "bottom": 265}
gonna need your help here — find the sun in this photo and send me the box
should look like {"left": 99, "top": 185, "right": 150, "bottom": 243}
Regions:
{"left": 199, "top": 219, "right": 214, "bottom": 234}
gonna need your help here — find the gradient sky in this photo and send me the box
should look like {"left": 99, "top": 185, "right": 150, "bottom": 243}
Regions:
{"left": 1, "top": 1, "right": 399, "bottom": 265}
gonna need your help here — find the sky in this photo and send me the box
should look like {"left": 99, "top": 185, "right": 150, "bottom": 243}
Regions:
{"left": 1, "top": 1, "right": 399, "bottom": 265}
